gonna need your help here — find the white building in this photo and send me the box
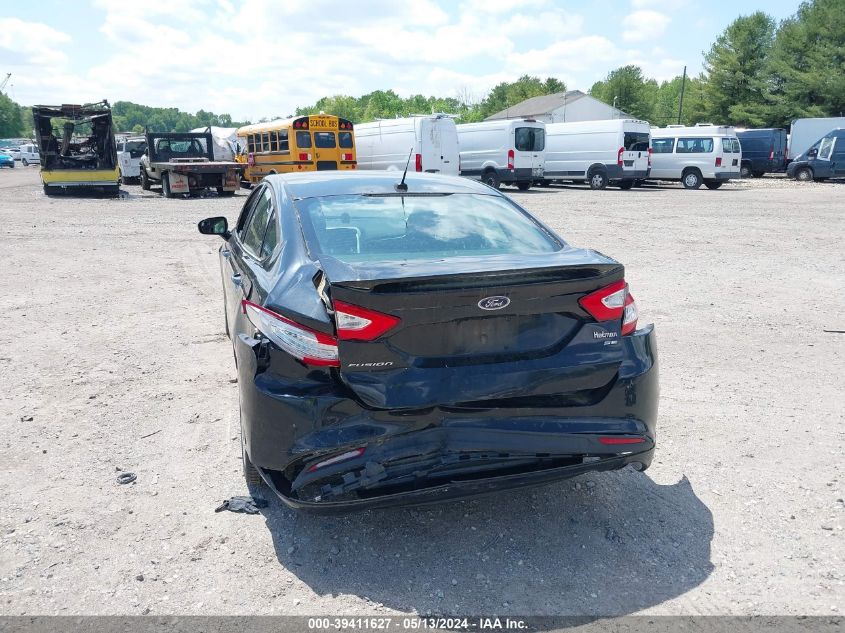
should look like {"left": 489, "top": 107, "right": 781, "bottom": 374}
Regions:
{"left": 485, "top": 90, "right": 630, "bottom": 124}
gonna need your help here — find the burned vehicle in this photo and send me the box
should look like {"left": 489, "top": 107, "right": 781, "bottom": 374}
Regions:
{"left": 139, "top": 132, "right": 242, "bottom": 198}
{"left": 197, "top": 171, "right": 659, "bottom": 513}
{"left": 32, "top": 101, "right": 120, "bottom": 196}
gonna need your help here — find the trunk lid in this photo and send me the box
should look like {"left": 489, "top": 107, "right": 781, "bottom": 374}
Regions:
{"left": 321, "top": 250, "right": 624, "bottom": 410}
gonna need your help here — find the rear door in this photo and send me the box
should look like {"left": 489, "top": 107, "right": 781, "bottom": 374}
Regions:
{"left": 622, "top": 129, "right": 649, "bottom": 176}
{"left": 831, "top": 136, "right": 845, "bottom": 177}
{"left": 513, "top": 124, "right": 544, "bottom": 177}
{"left": 419, "top": 118, "right": 459, "bottom": 175}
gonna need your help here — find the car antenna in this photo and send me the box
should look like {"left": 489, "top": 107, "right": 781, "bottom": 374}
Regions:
{"left": 395, "top": 148, "right": 413, "bottom": 192}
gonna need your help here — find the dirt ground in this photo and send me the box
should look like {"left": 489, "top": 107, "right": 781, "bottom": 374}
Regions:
{"left": 0, "top": 166, "right": 842, "bottom": 617}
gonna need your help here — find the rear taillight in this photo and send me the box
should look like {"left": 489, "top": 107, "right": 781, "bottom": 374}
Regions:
{"left": 617, "top": 147, "right": 624, "bottom": 166}
{"left": 334, "top": 300, "right": 400, "bottom": 341}
{"left": 342, "top": 152, "right": 353, "bottom": 161}
{"left": 647, "top": 147, "right": 652, "bottom": 167}
{"left": 299, "top": 152, "right": 312, "bottom": 161}
{"left": 507, "top": 149, "right": 514, "bottom": 170}
{"left": 769, "top": 148, "right": 774, "bottom": 160}
{"left": 715, "top": 156, "right": 722, "bottom": 167}
{"left": 415, "top": 153, "right": 422, "bottom": 172}
{"left": 599, "top": 437, "right": 645, "bottom": 445}
{"left": 578, "top": 280, "right": 638, "bottom": 335}
{"left": 242, "top": 300, "right": 339, "bottom": 366}
{"left": 622, "top": 292, "right": 638, "bottom": 336}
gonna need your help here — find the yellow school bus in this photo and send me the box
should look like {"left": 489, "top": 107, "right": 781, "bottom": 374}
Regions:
{"left": 237, "top": 114, "right": 356, "bottom": 183}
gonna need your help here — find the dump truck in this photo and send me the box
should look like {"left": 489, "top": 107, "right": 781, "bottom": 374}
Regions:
{"left": 139, "top": 131, "right": 242, "bottom": 198}
{"left": 32, "top": 101, "right": 120, "bottom": 196}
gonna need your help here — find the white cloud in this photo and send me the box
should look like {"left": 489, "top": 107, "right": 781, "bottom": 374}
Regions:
{"left": 622, "top": 9, "right": 671, "bottom": 42}
{"left": 0, "top": 17, "right": 72, "bottom": 66}
{"left": 632, "top": 0, "right": 687, "bottom": 9}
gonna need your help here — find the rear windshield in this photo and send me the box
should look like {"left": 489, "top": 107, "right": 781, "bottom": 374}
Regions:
{"left": 676, "top": 137, "right": 714, "bottom": 153}
{"left": 314, "top": 132, "right": 336, "bottom": 148}
{"left": 296, "top": 131, "right": 311, "bottom": 148}
{"left": 296, "top": 194, "right": 561, "bottom": 262}
{"left": 339, "top": 131, "right": 353, "bottom": 148}
{"left": 515, "top": 127, "right": 545, "bottom": 152}
{"left": 624, "top": 132, "right": 649, "bottom": 150}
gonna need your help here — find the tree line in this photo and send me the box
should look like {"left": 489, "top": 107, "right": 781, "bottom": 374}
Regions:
{"left": 0, "top": 0, "right": 841, "bottom": 138}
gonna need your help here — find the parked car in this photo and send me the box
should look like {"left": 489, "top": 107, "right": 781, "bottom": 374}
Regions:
{"left": 788, "top": 117, "right": 845, "bottom": 162}
{"left": 116, "top": 137, "right": 147, "bottom": 183}
{"left": 542, "top": 119, "right": 650, "bottom": 190}
{"left": 736, "top": 128, "right": 787, "bottom": 177}
{"left": 786, "top": 128, "right": 845, "bottom": 182}
{"left": 3, "top": 146, "right": 21, "bottom": 161}
{"left": 457, "top": 119, "right": 545, "bottom": 190}
{"left": 354, "top": 115, "right": 459, "bottom": 175}
{"left": 196, "top": 171, "right": 658, "bottom": 512}
{"left": 19, "top": 143, "right": 40, "bottom": 166}
{"left": 0, "top": 152, "right": 14, "bottom": 168}
{"left": 649, "top": 125, "right": 741, "bottom": 189}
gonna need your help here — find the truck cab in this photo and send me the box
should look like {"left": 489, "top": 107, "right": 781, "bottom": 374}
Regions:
{"left": 787, "top": 128, "right": 845, "bottom": 182}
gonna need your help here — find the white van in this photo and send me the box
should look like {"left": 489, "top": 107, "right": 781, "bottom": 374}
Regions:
{"left": 19, "top": 143, "right": 40, "bottom": 166}
{"left": 355, "top": 115, "right": 459, "bottom": 175}
{"left": 116, "top": 137, "right": 147, "bottom": 182}
{"left": 543, "top": 119, "right": 650, "bottom": 190}
{"left": 649, "top": 125, "right": 741, "bottom": 189}
{"left": 457, "top": 119, "right": 545, "bottom": 190}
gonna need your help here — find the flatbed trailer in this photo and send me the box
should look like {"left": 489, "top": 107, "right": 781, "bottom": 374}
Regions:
{"left": 140, "top": 132, "right": 243, "bottom": 197}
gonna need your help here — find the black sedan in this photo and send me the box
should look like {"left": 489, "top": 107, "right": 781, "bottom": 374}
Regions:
{"left": 198, "top": 171, "right": 658, "bottom": 512}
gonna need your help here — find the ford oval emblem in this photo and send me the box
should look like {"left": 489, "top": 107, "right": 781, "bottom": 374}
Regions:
{"left": 478, "top": 296, "right": 510, "bottom": 311}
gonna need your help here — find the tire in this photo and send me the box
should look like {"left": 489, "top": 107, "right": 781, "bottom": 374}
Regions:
{"left": 140, "top": 168, "right": 151, "bottom": 190}
{"left": 162, "top": 172, "right": 175, "bottom": 198}
{"left": 104, "top": 185, "right": 120, "bottom": 197}
{"left": 682, "top": 169, "right": 703, "bottom": 189}
{"left": 618, "top": 180, "right": 634, "bottom": 190}
{"left": 43, "top": 185, "right": 56, "bottom": 196}
{"left": 704, "top": 181, "right": 723, "bottom": 190}
{"left": 217, "top": 187, "right": 235, "bottom": 197}
{"left": 752, "top": 171, "right": 765, "bottom": 178}
{"left": 516, "top": 181, "right": 531, "bottom": 191}
{"left": 481, "top": 169, "right": 500, "bottom": 189}
{"left": 740, "top": 163, "right": 752, "bottom": 178}
{"left": 794, "top": 167, "right": 813, "bottom": 182}
{"left": 588, "top": 169, "right": 608, "bottom": 190}
{"left": 22, "top": 158, "right": 28, "bottom": 167}
{"left": 538, "top": 180, "right": 551, "bottom": 187}
{"left": 241, "top": 420, "right": 262, "bottom": 487}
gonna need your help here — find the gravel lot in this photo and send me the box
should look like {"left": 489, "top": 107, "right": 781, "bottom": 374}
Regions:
{"left": 0, "top": 166, "right": 842, "bottom": 617}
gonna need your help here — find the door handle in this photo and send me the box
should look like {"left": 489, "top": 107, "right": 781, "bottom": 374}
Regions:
{"left": 231, "top": 273, "right": 242, "bottom": 286}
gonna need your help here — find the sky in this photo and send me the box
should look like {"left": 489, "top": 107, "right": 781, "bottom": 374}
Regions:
{"left": 1, "top": 0, "right": 802, "bottom": 121}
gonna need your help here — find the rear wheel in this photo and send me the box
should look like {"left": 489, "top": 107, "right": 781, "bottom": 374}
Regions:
{"left": 618, "top": 180, "right": 634, "bottom": 190}
{"left": 588, "top": 169, "right": 608, "bottom": 190}
{"left": 740, "top": 163, "right": 752, "bottom": 178}
{"left": 22, "top": 158, "right": 28, "bottom": 167}
{"left": 43, "top": 185, "right": 56, "bottom": 196}
{"left": 217, "top": 187, "right": 235, "bottom": 197}
{"left": 481, "top": 169, "right": 500, "bottom": 189}
{"left": 240, "top": 418, "right": 262, "bottom": 487}
{"left": 162, "top": 172, "right": 175, "bottom": 198}
{"left": 794, "top": 167, "right": 813, "bottom": 182}
{"left": 516, "top": 181, "right": 531, "bottom": 191}
{"left": 752, "top": 170, "right": 765, "bottom": 178}
{"left": 704, "top": 181, "right": 723, "bottom": 190}
{"left": 140, "top": 168, "right": 151, "bottom": 190}
{"left": 682, "top": 169, "right": 702, "bottom": 189}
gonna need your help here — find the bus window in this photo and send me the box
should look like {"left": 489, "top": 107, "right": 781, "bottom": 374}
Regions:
{"left": 279, "top": 130, "right": 289, "bottom": 152}
{"left": 270, "top": 132, "right": 278, "bottom": 152}
{"left": 262, "top": 133, "right": 271, "bottom": 152}
{"left": 296, "top": 131, "right": 312, "bottom": 148}
{"left": 339, "top": 131, "right": 353, "bottom": 148}
{"left": 248, "top": 135, "right": 256, "bottom": 153}
{"left": 315, "top": 132, "right": 336, "bottom": 148}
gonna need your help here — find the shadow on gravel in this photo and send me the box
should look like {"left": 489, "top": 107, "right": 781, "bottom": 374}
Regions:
{"left": 260, "top": 469, "right": 713, "bottom": 617}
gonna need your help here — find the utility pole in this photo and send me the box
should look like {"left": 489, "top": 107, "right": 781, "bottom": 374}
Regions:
{"left": 677, "top": 66, "right": 687, "bottom": 125}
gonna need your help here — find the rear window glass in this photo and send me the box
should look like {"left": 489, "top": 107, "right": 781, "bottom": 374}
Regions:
{"left": 515, "top": 127, "right": 545, "bottom": 152}
{"left": 676, "top": 137, "right": 714, "bottom": 153}
{"left": 242, "top": 190, "right": 273, "bottom": 255}
{"left": 296, "top": 131, "right": 311, "bottom": 148}
{"left": 297, "top": 194, "right": 561, "bottom": 262}
{"left": 339, "top": 131, "right": 353, "bottom": 148}
{"left": 624, "top": 132, "right": 649, "bottom": 150}
{"left": 314, "top": 132, "right": 336, "bottom": 148}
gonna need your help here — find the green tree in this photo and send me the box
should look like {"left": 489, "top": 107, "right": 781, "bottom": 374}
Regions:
{"left": 764, "top": 0, "right": 845, "bottom": 126}
{"left": 0, "top": 93, "right": 24, "bottom": 137}
{"left": 478, "top": 75, "right": 566, "bottom": 119}
{"left": 589, "top": 65, "right": 654, "bottom": 121}
{"left": 701, "top": 11, "right": 776, "bottom": 126}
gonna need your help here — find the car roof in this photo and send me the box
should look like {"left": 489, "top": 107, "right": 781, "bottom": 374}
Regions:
{"left": 265, "top": 171, "right": 497, "bottom": 200}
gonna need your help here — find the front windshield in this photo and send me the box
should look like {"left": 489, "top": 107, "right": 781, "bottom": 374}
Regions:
{"left": 296, "top": 193, "right": 561, "bottom": 262}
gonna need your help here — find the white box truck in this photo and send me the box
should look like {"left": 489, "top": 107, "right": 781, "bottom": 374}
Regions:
{"left": 354, "top": 115, "right": 459, "bottom": 175}
{"left": 788, "top": 117, "right": 845, "bottom": 161}
{"left": 542, "top": 119, "right": 651, "bottom": 190}
{"left": 457, "top": 119, "right": 545, "bottom": 190}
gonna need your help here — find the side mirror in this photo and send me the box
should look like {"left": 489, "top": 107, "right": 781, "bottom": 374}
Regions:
{"left": 198, "top": 216, "right": 230, "bottom": 239}
{"left": 807, "top": 148, "right": 818, "bottom": 159}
